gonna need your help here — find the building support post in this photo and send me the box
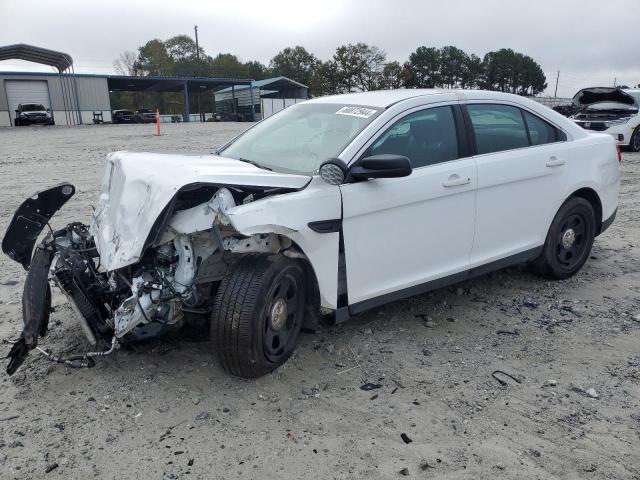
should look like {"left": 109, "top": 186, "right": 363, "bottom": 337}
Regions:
{"left": 249, "top": 82, "right": 255, "bottom": 122}
{"left": 231, "top": 85, "right": 236, "bottom": 120}
{"left": 71, "top": 66, "right": 83, "bottom": 125}
{"left": 183, "top": 81, "right": 190, "bottom": 122}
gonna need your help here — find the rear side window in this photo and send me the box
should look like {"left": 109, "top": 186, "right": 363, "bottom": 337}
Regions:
{"left": 370, "top": 106, "right": 459, "bottom": 168}
{"left": 467, "top": 104, "right": 529, "bottom": 154}
{"left": 522, "top": 110, "right": 563, "bottom": 145}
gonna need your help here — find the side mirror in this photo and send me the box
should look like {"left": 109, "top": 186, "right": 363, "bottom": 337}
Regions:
{"left": 350, "top": 154, "right": 412, "bottom": 180}
{"left": 319, "top": 158, "right": 348, "bottom": 185}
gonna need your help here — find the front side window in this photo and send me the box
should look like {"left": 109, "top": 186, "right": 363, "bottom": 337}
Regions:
{"left": 370, "top": 106, "right": 459, "bottom": 168}
{"left": 467, "top": 104, "right": 529, "bottom": 154}
{"left": 220, "top": 103, "right": 380, "bottom": 174}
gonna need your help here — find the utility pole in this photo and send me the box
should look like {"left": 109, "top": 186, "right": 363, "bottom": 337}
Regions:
{"left": 613, "top": 77, "right": 617, "bottom": 87}
{"left": 554, "top": 70, "right": 560, "bottom": 98}
{"left": 194, "top": 25, "right": 203, "bottom": 121}
{"left": 194, "top": 25, "right": 199, "bottom": 60}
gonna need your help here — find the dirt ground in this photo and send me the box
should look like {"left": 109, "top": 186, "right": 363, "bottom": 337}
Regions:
{"left": 0, "top": 122, "right": 638, "bottom": 480}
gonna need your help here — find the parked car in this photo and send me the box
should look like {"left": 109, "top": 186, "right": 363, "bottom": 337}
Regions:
{"left": 112, "top": 109, "right": 134, "bottom": 124}
{"left": 14, "top": 103, "right": 54, "bottom": 126}
{"left": 552, "top": 103, "right": 580, "bottom": 117}
{"left": 133, "top": 108, "right": 157, "bottom": 123}
{"left": 569, "top": 87, "right": 640, "bottom": 152}
{"left": 2, "top": 90, "right": 619, "bottom": 378}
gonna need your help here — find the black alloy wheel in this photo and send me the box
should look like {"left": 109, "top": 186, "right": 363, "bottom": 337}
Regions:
{"left": 532, "top": 196, "right": 596, "bottom": 279}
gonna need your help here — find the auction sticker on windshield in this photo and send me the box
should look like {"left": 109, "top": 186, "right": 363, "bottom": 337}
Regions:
{"left": 336, "top": 106, "right": 378, "bottom": 118}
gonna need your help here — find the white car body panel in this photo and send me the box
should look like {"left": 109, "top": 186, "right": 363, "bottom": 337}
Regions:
{"left": 90, "top": 151, "right": 311, "bottom": 271}
{"left": 341, "top": 157, "right": 476, "bottom": 304}
{"left": 90, "top": 90, "right": 619, "bottom": 317}
{"left": 223, "top": 176, "right": 342, "bottom": 309}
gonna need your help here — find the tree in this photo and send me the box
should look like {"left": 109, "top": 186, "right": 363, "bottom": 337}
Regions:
{"left": 331, "top": 43, "right": 385, "bottom": 93}
{"left": 164, "top": 35, "right": 205, "bottom": 62}
{"left": 209, "top": 53, "right": 249, "bottom": 78}
{"left": 113, "top": 50, "right": 140, "bottom": 76}
{"left": 404, "top": 47, "right": 441, "bottom": 88}
{"left": 380, "top": 61, "right": 407, "bottom": 89}
{"left": 358, "top": 45, "right": 386, "bottom": 91}
{"left": 245, "top": 60, "right": 270, "bottom": 80}
{"left": 439, "top": 45, "right": 469, "bottom": 88}
{"left": 135, "top": 39, "right": 173, "bottom": 76}
{"left": 310, "top": 60, "right": 339, "bottom": 96}
{"left": 269, "top": 46, "right": 319, "bottom": 88}
{"left": 461, "top": 54, "right": 483, "bottom": 89}
{"left": 481, "top": 49, "right": 546, "bottom": 95}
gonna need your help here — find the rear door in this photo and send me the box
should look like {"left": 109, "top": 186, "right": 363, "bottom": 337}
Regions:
{"left": 340, "top": 103, "right": 477, "bottom": 310}
{"left": 464, "top": 102, "right": 569, "bottom": 269}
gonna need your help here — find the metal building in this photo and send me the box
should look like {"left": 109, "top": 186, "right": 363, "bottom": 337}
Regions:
{"left": 0, "top": 71, "right": 111, "bottom": 126}
{"left": 214, "top": 77, "right": 308, "bottom": 120}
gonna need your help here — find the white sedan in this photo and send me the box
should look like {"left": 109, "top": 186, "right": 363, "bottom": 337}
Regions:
{"left": 3, "top": 89, "right": 620, "bottom": 378}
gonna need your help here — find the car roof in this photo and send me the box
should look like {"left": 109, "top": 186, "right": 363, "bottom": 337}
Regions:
{"left": 306, "top": 89, "right": 446, "bottom": 108}
{"left": 304, "top": 89, "right": 558, "bottom": 109}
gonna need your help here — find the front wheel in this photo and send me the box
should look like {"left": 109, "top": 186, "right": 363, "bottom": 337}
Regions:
{"left": 210, "top": 254, "right": 306, "bottom": 378}
{"left": 532, "top": 197, "right": 596, "bottom": 279}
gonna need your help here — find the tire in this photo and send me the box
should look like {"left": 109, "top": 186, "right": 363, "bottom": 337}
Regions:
{"left": 532, "top": 197, "right": 596, "bottom": 279}
{"left": 211, "top": 254, "right": 306, "bottom": 378}
{"left": 629, "top": 127, "right": 640, "bottom": 153}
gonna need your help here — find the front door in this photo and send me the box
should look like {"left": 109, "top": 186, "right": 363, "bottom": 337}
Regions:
{"left": 340, "top": 104, "right": 477, "bottom": 311}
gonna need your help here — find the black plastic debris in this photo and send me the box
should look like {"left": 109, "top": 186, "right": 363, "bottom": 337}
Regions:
{"left": 45, "top": 463, "right": 58, "bottom": 473}
{"left": 360, "top": 383, "right": 382, "bottom": 391}
{"left": 491, "top": 370, "right": 522, "bottom": 386}
{"left": 400, "top": 433, "right": 413, "bottom": 444}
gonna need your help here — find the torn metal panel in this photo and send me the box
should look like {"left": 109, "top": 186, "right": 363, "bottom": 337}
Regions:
{"left": 225, "top": 176, "right": 342, "bottom": 309}
{"left": 90, "top": 151, "right": 311, "bottom": 271}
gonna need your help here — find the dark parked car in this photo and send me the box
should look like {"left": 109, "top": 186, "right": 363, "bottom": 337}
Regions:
{"left": 14, "top": 103, "right": 54, "bottom": 126}
{"left": 133, "top": 108, "right": 157, "bottom": 123}
{"left": 112, "top": 110, "right": 134, "bottom": 124}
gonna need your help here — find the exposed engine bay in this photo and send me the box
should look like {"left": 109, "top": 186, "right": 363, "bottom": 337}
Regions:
{"left": 2, "top": 151, "right": 329, "bottom": 375}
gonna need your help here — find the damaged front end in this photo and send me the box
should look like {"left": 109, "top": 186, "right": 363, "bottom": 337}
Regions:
{"left": 3, "top": 153, "right": 316, "bottom": 375}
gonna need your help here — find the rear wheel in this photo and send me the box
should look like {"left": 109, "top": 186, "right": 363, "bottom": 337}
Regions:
{"left": 210, "top": 254, "right": 305, "bottom": 378}
{"left": 532, "top": 197, "right": 596, "bottom": 279}
{"left": 629, "top": 127, "right": 640, "bottom": 153}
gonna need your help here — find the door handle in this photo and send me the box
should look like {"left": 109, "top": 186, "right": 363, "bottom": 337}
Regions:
{"left": 443, "top": 174, "right": 471, "bottom": 188}
{"left": 546, "top": 156, "right": 565, "bottom": 167}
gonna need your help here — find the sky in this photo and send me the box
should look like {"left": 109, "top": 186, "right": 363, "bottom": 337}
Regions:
{"left": 1, "top": 0, "right": 638, "bottom": 98}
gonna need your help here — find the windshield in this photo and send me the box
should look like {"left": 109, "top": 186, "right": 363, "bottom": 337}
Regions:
{"left": 219, "top": 103, "right": 380, "bottom": 174}
{"left": 21, "top": 104, "right": 45, "bottom": 111}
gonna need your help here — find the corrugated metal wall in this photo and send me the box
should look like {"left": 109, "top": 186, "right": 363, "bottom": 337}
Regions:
{"left": 0, "top": 73, "right": 111, "bottom": 112}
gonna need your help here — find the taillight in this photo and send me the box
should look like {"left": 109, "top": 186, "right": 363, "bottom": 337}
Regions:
{"left": 616, "top": 145, "right": 622, "bottom": 163}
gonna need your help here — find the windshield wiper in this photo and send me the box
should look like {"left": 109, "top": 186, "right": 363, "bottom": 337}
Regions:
{"left": 234, "top": 157, "right": 272, "bottom": 171}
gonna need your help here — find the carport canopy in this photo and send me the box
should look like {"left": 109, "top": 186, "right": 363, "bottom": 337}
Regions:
{"left": 107, "top": 75, "right": 252, "bottom": 93}
{"left": 0, "top": 43, "right": 73, "bottom": 72}
{"left": 107, "top": 75, "right": 254, "bottom": 121}
{"left": 0, "top": 43, "right": 82, "bottom": 125}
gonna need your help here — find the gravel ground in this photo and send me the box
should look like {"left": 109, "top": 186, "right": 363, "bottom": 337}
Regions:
{"left": 0, "top": 123, "right": 639, "bottom": 479}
